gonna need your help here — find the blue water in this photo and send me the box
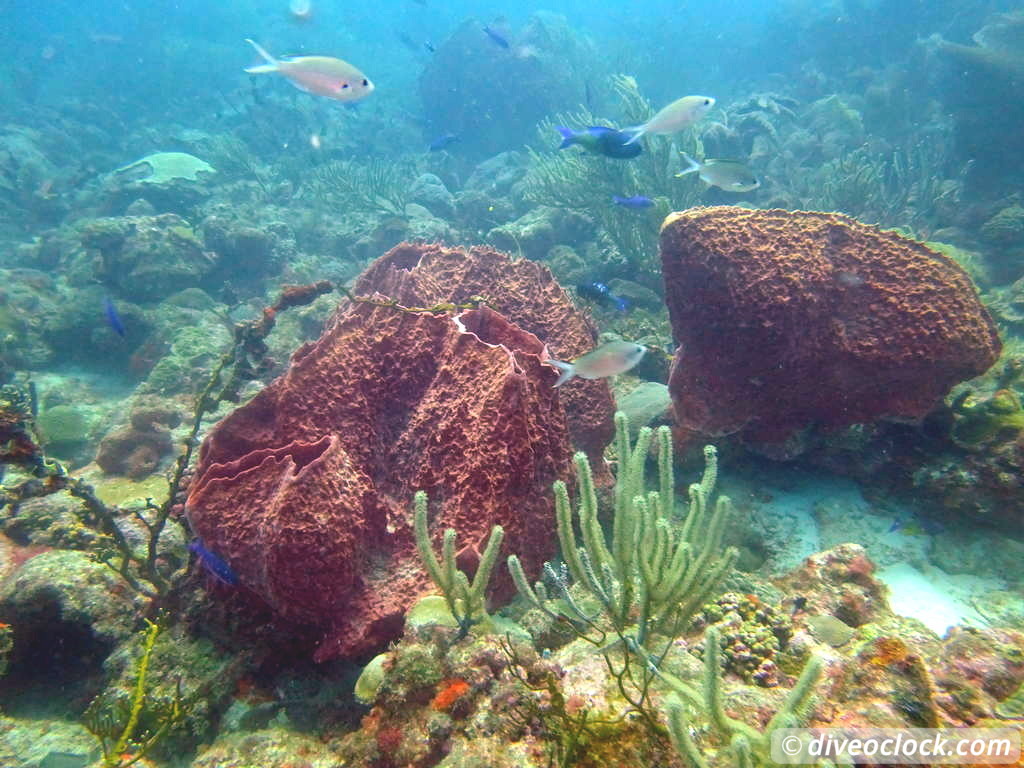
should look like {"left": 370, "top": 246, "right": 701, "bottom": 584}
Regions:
{"left": 1, "top": 0, "right": 1023, "bottom": 764}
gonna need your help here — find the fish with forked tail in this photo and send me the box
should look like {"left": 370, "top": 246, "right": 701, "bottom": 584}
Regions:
{"left": 243, "top": 39, "right": 374, "bottom": 102}
{"left": 545, "top": 341, "right": 646, "bottom": 387}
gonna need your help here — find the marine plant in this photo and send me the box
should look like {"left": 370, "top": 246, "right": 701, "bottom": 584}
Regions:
{"left": 307, "top": 157, "right": 416, "bottom": 216}
{"left": 522, "top": 75, "right": 704, "bottom": 272}
{"left": 413, "top": 489, "right": 505, "bottom": 639}
{"left": 83, "top": 619, "right": 188, "bottom": 768}
{"left": 779, "top": 135, "right": 959, "bottom": 236}
{"left": 663, "top": 625, "right": 829, "bottom": 768}
{"left": 508, "top": 412, "right": 738, "bottom": 720}
{"left": 199, "top": 135, "right": 272, "bottom": 197}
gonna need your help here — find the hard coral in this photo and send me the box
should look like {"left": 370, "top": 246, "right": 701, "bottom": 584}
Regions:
{"left": 661, "top": 207, "right": 1001, "bottom": 456}
{"left": 781, "top": 544, "right": 887, "bottom": 627}
{"left": 187, "top": 245, "right": 598, "bottom": 661}
{"left": 693, "top": 592, "right": 793, "bottom": 687}
{"left": 95, "top": 400, "right": 182, "bottom": 480}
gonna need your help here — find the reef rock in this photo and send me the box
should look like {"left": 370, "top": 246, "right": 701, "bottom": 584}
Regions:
{"left": 80, "top": 214, "right": 215, "bottom": 303}
{"left": 186, "top": 245, "right": 605, "bottom": 661}
{"left": 661, "top": 207, "right": 1001, "bottom": 456}
{"left": 419, "top": 14, "right": 590, "bottom": 160}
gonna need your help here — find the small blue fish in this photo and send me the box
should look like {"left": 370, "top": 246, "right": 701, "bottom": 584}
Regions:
{"left": 429, "top": 133, "right": 460, "bottom": 151}
{"left": 483, "top": 25, "right": 510, "bottom": 49}
{"left": 424, "top": 41, "right": 436, "bottom": 53}
{"left": 104, "top": 297, "right": 126, "bottom": 337}
{"left": 190, "top": 539, "right": 240, "bottom": 586}
{"left": 576, "top": 281, "right": 629, "bottom": 312}
{"left": 612, "top": 195, "right": 654, "bottom": 209}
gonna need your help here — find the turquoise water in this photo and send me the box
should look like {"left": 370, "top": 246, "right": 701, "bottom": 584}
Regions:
{"left": 0, "top": 0, "right": 1022, "bottom": 766}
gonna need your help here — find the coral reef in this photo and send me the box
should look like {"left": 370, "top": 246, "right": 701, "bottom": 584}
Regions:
{"left": 661, "top": 207, "right": 1002, "bottom": 456}
{"left": 105, "top": 152, "right": 217, "bottom": 214}
{"left": 419, "top": 14, "right": 593, "bottom": 160}
{"left": 80, "top": 214, "right": 216, "bottom": 303}
{"left": 509, "top": 413, "right": 738, "bottom": 720}
{"left": 665, "top": 625, "right": 825, "bottom": 768}
{"left": 925, "top": 12, "right": 1024, "bottom": 194}
{"left": 692, "top": 592, "right": 794, "bottom": 687}
{"left": 186, "top": 246, "right": 600, "bottom": 661}
{"left": 95, "top": 401, "right": 182, "bottom": 480}
{"left": 780, "top": 543, "right": 889, "bottom": 628}
{"left": 414, "top": 490, "right": 505, "bottom": 637}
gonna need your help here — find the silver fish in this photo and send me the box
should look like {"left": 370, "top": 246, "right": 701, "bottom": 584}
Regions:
{"left": 676, "top": 153, "right": 760, "bottom": 193}
{"left": 546, "top": 341, "right": 646, "bottom": 387}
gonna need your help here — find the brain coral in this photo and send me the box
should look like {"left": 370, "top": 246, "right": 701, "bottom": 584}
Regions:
{"left": 660, "top": 207, "right": 1001, "bottom": 455}
{"left": 186, "top": 244, "right": 611, "bottom": 661}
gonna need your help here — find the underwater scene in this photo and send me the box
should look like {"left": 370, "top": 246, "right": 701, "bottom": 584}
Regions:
{"left": 1, "top": 0, "right": 1024, "bottom": 765}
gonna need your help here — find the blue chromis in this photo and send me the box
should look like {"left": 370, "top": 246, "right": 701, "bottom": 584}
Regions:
{"left": 676, "top": 153, "right": 760, "bottom": 193}
{"left": 429, "top": 133, "right": 460, "bottom": 151}
{"left": 104, "top": 297, "right": 126, "bottom": 337}
{"left": 483, "top": 25, "right": 510, "bottom": 49}
{"left": 577, "top": 281, "right": 629, "bottom": 312}
{"left": 612, "top": 195, "right": 654, "bottom": 209}
{"left": 545, "top": 341, "right": 646, "bottom": 387}
{"left": 555, "top": 126, "right": 643, "bottom": 159}
{"left": 190, "top": 539, "right": 240, "bottom": 586}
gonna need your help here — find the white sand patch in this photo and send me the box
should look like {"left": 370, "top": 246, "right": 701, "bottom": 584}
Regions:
{"left": 877, "top": 562, "right": 998, "bottom": 636}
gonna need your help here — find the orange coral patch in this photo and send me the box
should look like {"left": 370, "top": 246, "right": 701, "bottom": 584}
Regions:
{"left": 430, "top": 678, "right": 470, "bottom": 711}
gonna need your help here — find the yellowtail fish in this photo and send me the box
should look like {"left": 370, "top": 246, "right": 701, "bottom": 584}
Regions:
{"left": 624, "top": 95, "right": 715, "bottom": 145}
{"left": 546, "top": 341, "right": 646, "bottom": 387}
{"left": 244, "top": 39, "right": 374, "bottom": 102}
{"left": 676, "top": 153, "right": 760, "bottom": 193}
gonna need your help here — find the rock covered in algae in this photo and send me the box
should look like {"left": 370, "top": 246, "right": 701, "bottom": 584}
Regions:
{"left": 660, "top": 206, "right": 1001, "bottom": 456}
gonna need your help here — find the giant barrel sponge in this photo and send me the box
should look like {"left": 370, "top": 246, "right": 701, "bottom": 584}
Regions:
{"left": 186, "top": 243, "right": 613, "bottom": 661}
{"left": 660, "top": 207, "right": 1001, "bottom": 457}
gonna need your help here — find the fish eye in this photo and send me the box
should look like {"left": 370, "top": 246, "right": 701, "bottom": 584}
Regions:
{"left": 362, "top": 78, "right": 368, "bottom": 86}
{"left": 342, "top": 82, "right": 350, "bottom": 89}
{"left": 703, "top": 98, "right": 711, "bottom": 105}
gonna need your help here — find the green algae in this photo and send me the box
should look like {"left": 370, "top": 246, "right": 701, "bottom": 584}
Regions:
{"left": 91, "top": 474, "right": 170, "bottom": 509}
{"left": 354, "top": 652, "right": 390, "bottom": 704}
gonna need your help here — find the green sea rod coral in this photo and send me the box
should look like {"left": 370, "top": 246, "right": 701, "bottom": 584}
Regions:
{"left": 414, "top": 490, "right": 505, "bottom": 639}
{"left": 664, "top": 625, "right": 829, "bottom": 768}
{"left": 509, "top": 413, "right": 736, "bottom": 651}
{"left": 508, "top": 412, "right": 737, "bottom": 720}
{"left": 84, "top": 620, "right": 188, "bottom": 768}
